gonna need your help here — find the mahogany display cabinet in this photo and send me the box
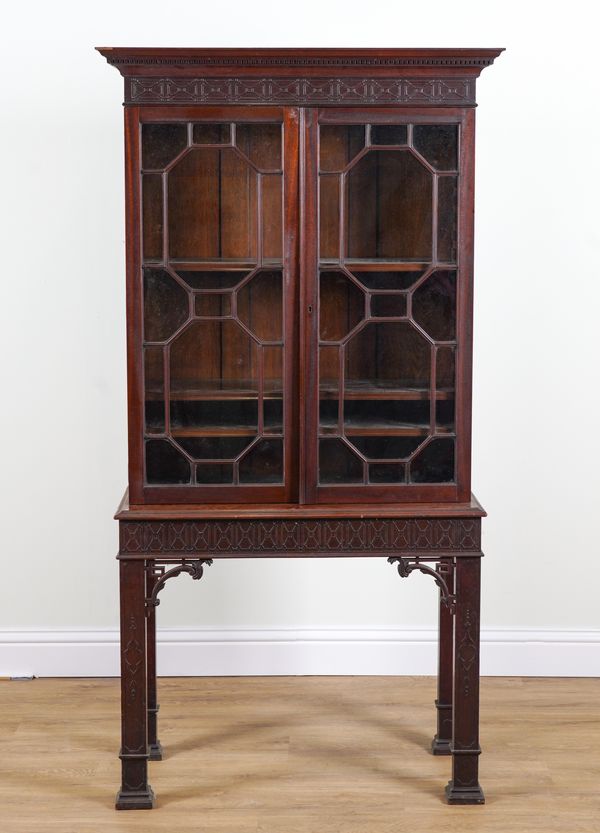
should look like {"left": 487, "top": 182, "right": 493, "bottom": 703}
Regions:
{"left": 98, "top": 47, "right": 503, "bottom": 809}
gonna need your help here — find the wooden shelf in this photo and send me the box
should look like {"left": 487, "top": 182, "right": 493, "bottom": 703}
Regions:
{"left": 166, "top": 259, "right": 282, "bottom": 268}
{"left": 171, "top": 426, "right": 282, "bottom": 437}
{"left": 171, "top": 426, "right": 255, "bottom": 437}
{"left": 146, "top": 383, "right": 283, "bottom": 401}
{"left": 319, "top": 420, "right": 453, "bottom": 437}
{"left": 320, "top": 382, "right": 454, "bottom": 401}
{"left": 319, "top": 260, "right": 430, "bottom": 270}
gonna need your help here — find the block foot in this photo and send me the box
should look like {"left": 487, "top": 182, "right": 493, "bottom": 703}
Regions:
{"left": 431, "top": 735, "right": 452, "bottom": 755}
{"left": 115, "top": 785, "right": 155, "bottom": 810}
{"left": 445, "top": 780, "right": 485, "bottom": 805}
{"left": 148, "top": 740, "right": 163, "bottom": 761}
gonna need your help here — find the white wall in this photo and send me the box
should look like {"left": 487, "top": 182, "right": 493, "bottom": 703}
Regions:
{"left": 1, "top": 0, "right": 599, "bottom": 675}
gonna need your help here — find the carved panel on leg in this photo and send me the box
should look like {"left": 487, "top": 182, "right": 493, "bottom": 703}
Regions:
{"left": 432, "top": 558, "right": 455, "bottom": 755}
{"left": 116, "top": 560, "right": 154, "bottom": 810}
{"left": 446, "top": 556, "right": 484, "bottom": 804}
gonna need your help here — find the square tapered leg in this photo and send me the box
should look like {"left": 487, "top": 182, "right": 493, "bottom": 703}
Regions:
{"left": 432, "top": 557, "right": 454, "bottom": 755}
{"left": 116, "top": 559, "right": 154, "bottom": 810}
{"left": 146, "top": 566, "right": 163, "bottom": 761}
{"left": 445, "top": 556, "right": 484, "bottom": 805}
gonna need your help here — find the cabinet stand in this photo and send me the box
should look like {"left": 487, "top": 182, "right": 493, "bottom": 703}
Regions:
{"left": 115, "top": 495, "right": 484, "bottom": 809}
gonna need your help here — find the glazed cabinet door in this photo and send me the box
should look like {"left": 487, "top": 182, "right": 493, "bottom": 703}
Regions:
{"left": 128, "top": 106, "right": 299, "bottom": 503}
{"left": 303, "top": 108, "right": 474, "bottom": 503}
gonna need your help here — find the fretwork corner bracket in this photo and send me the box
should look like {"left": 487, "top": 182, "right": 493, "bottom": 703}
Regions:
{"left": 388, "top": 556, "right": 457, "bottom": 614}
{"left": 146, "top": 559, "right": 213, "bottom": 613}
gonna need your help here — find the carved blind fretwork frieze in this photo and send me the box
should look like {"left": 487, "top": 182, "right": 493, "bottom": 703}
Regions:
{"left": 119, "top": 518, "right": 481, "bottom": 556}
{"left": 125, "top": 76, "right": 475, "bottom": 106}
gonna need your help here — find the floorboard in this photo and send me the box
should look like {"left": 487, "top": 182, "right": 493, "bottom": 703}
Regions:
{"left": 0, "top": 676, "right": 598, "bottom": 832}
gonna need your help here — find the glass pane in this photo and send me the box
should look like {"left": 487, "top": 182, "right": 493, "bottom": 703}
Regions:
{"left": 146, "top": 440, "right": 191, "bottom": 484}
{"left": 410, "top": 438, "right": 455, "bottom": 482}
{"left": 351, "top": 269, "right": 426, "bottom": 291}
{"left": 436, "top": 347, "right": 455, "bottom": 432}
{"left": 346, "top": 150, "right": 432, "bottom": 260}
{"left": 319, "top": 400, "right": 338, "bottom": 433}
{"left": 412, "top": 270, "right": 457, "bottom": 341}
{"left": 143, "top": 268, "right": 189, "bottom": 342}
{"left": 239, "top": 439, "right": 284, "bottom": 483}
{"left": 369, "top": 463, "right": 406, "bottom": 483}
{"left": 168, "top": 147, "right": 257, "bottom": 260}
{"left": 192, "top": 123, "right": 231, "bottom": 144}
{"left": 371, "top": 294, "right": 407, "bottom": 317}
{"left": 344, "top": 399, "right": 430, "bottom": 431}
{"left": 319, "top": 175, "right": 340, "bottom": 260}
{"left": 144, "top": 347, "right": 164, "bottom": 434}
{"left": 170, "top": 320, "right": 258, "bottom": 398}
{"left": 171, "top": 399, "right": 257, "bottom": 432}
{"left": 142, "top": 175, "right": 163, "bottom": 260}
{"left": 176, "top": 436, "right": 252, "bottom": 460}
{"left": 236, "top": 124, "right": 282, "bottom": 170}
{"left": 194, "top": 293, "right": 231, "bottom": 317}
{"left": 263, "top": 345, "right": 283, "bottom": 384}
{"left": 176, "top": 269, "right": 251, "bottom": 290}
{"left": 436, "top": 347, "right": 455, "bottom": 390}
{"left": 238, "top": 271, "right": 282, "bottom": 340}
{"left": 264, "top": 398, "right": 283, "bottom": 433}
{"left": 413, "top": 125, "right": 458, "bottom": 171}
{"left": 346, "top": 322, "right": 431, "bottom": 390}
{"left": 262, "top": 174, "right": 283, "bottom": 260}
{"left": 319, "top": 271, "right": 364, "bottom": 341}
{"left": 319, "top": 345, "right": 339, "bottom": 389}
{"left": 320, "top": 125, "right": 364, "bottom": 172}
{"left": 436, "top": 398, "right": 455, "bottom": 432}
{"left": 348, "top": 436, "right": 422, "bottom": 460}
{"left": 438, "top": 176, "right": 457, "bottom": 263}
{"left": 196, "top": 463, "right": 234, "bottom": 484}
{"left": 142, "top": 124, "right": 187, "bottom": 170}
{"left": 319, "top": 439, "right": 363, "bottom": 484}
{"left": 319, "top": 345, "right": 339, "bottom": 432}
{"left": 370, "top": 124, "right": 408, "bottom": 145}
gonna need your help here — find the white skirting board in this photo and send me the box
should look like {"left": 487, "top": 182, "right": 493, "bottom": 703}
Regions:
{"left": 1, "top": 628, "right": 599, "bottom": 678}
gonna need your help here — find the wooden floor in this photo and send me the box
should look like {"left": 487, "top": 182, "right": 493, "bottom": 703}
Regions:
{"left": 0, "top": 677, "right": 599, "bottom": 832}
